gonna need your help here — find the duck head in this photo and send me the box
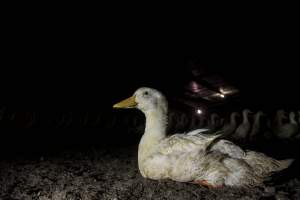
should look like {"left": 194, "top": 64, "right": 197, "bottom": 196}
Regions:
{"left": 243, "top": 109, "right": 253, "bottom": 115}
{"left": 255, "top": 111, "right": 265, "bottom": 117}
{"left": 113, "top": 87, "right": 168, "bottom": 114}
{"left": 276, "top": 110, "right": 288, "bottom": 119}
{"left": 230, "top": 112, "right": 241, "bottom": 119}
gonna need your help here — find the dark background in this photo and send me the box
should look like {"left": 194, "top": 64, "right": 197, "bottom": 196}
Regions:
{"left": 1, "top": 14, "right": 299, "bottom": 156}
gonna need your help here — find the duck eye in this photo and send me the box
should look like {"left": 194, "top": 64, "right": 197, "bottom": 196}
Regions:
{"left": 143, "top": 91, "right": 149, "bottom": 97}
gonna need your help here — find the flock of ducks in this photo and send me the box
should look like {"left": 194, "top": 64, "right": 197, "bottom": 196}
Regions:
{"left": 204, "top": 109, "right": 300, "bottom": 145}
{"left": 113, "top": 87, "right": 295, "bottom": 188}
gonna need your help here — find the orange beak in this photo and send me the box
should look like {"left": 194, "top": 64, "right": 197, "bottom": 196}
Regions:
{"left": 113, "top": 96, "right": 137, "bottom": 109}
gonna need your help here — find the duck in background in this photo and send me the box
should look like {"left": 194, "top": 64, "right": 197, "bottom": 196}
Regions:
{"left": 232, "top": 109, "right": 252, "bottom": 144}
{"left": 295, "top": 111, "right": 300, "bottom": 139}
{"left": 272, "top": 110, "right": 288, "bottom": 139}
{"left": 221, "top": 111, "right": 240, "bottom": 139}
{"left": 287, "top": 111, "right": 299, "bottom": 138}
{"left": 274, "top": 110, "right": 299, "bottom": 139}
{"left": 207, "top": 113, "right": 223, "bottom": 132}
{"left": 248, "top": 111, "right": 264, "bottom": 143}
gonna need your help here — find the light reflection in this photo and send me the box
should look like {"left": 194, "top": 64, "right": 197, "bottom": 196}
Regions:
{"left": 196, "top": 109, "right": 203, "bottom": 115}
{"left": 190, "top": 81, "right": 201, "bottom": 93}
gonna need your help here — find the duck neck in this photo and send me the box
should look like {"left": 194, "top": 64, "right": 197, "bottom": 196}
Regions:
{"left": 143, "top": 109, "right": 168, "bottom": 141}
{"left": 138, "top": 109, "right": 168, "bottom": 164}
{"left": 230, "top": 114, "right": 237, "bottom": 126}
{"left": 254, "top": 114, "right": 261, "bottom": 125}
{"left": 250, "top": 114, "right": 261, "bottom": 135}
{"left": 211, "top": 115, "right": 217, "bottom": 125}
{"left": 276, "top": 113, "right": 284, "bottom": 126}
{"left": 137, "top": 108, "right": 168, "bottom": 174}
{"left": 290, "top": 113, "right": 297, "bottom": 124}
{"left": 242, "top": 112, "right": 249, "bottom": 124}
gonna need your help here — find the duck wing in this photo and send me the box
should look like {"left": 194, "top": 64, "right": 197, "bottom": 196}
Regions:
{"left": 158, "top": 132, "right": 221, "bottom": 155}
{"left": 208, "top": 139, "right": 246, "bottom": 159}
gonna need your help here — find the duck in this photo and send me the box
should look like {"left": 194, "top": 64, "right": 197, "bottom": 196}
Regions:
{"left": 113, "top": 87, "right": 293, "bottom": 188}
{"left": 274, "top": 111, "right": 299, "bottom": 139}
{"left": 248, "top": 111, "right": 264, "bottom": 142}
{"left": 295, "top": 111, "right": 300, "bottom": 139}
{"left": 232, "top": 109, "right": 252, "bottom": 144}
{"left": 264, "top": 118, "right": 273, "bottom": 139}
{"left": 272, "top": 110, "right": 288, "bottom": 138}
{"left": 287, "top": 111, "right": 299, "bottom": 138}
{"left": 221, "top": 112, "right": 240, "bottom": 139}
{"left": 207, "top": 113, "right": 222, "bottom": 131}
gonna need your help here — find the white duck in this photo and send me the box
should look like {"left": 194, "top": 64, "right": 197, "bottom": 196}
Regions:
{"left": 274, "top": 111, "right": 299, "bottom": 139}
{"left": 113, "top": 87, "right": 293, "bottom": 188}
{"left": 232, "top": 109, "right": 252, "bottom": 143}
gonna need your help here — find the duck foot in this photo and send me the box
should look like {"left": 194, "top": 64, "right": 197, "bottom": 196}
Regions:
{"left": 192, "top": 180, "right": 223, "bottom": 189}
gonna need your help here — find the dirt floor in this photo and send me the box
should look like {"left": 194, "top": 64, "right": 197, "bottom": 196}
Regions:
{"left": 1, "top": 145, "right": 300, "bottom": 200}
